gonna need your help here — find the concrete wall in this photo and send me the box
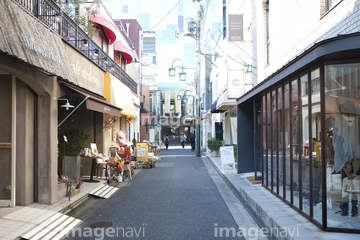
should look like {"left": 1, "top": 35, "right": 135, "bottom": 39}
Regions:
{"left": 16, "top": 80, "right": 35, "bottom": 206}
{"left": 36, "top": 77, "right": 59, "bottom": 204}
{"left": 0, "top": 54, "right": 60, "bottom": 205}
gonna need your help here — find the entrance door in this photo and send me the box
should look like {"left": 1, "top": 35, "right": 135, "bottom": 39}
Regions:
{"left": 215, "top": 122, "right": 223, "bottom": 140}
{"left": 0, "top": 74, "right": 16, "bottom": 207}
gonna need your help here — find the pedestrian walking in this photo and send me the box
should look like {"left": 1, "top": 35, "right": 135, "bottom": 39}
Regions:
{"left": 180, "top": 133, "right": 185, "bottom": 148}
{"left": 165, "top": 135, "right": 169, "bottom": 150}
{"left": 190, "top": 131, "right": 195, "bottom": 151}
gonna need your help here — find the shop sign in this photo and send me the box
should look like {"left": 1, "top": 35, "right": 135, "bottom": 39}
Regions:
{"left": 24, "top": 36, "right": 60, "bottom": 64}
{"left": 142, "top": 31, "right": 156, "bottom": 34}
{"left": 143, "top": 36, "right": 156, "bottom": 54}
{"left": 228, "top": 14, "right": 243, "bottom": 41}
{"left": 70, "top": 60, "right": 100, "bottom": 87}
{"left": 228, "top": 70, "right": 244, "bottom": 98}
{"left": 64, "top": 44, "right": 104, "bottom": 96}
{"left": 142, "top": 76, "right": 156, "bottom": 85}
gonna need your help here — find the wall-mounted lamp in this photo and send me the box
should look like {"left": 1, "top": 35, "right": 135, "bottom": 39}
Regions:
{"left": 59, "top": 98, "right": 74, "bottom": 110}
{"left": 168, "top": 59, "right": 186, "bottom": 81}
{"left": 108, "top": 64, "right": 116, "bottom": 72}
{"left": 74, "top": 39, "right": 88, "bottom": 47}
{"left": 89, "top": 49, "right": 99, "bottom": 56}
{"left": 38, "top": 11, "right": 62, "bottom": 23}
{"left": 102, "top": 57, "right": 109, "bottom": 64}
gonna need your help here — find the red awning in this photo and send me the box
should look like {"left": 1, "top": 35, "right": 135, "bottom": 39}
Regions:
{"left": 114, "top": 41, "right": 133, "bottom": 64}
{"left": 89, "top": 13, "right": 117, "bottom": 45}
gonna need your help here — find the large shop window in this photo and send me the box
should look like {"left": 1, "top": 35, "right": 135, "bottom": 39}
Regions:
{"left": 325, "top": 63, "right": 360, "bottom": 229}
{"left": 262, "top": 62, "right": 360, "bottom": 231}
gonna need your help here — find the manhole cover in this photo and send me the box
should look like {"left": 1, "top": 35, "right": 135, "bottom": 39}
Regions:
{"left": 90, "top": 222, "right": 113, "bottom": 228}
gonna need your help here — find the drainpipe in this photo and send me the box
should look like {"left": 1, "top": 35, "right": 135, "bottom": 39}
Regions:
{"left": 126, "top": 23, "right": 130, "bottom": 37}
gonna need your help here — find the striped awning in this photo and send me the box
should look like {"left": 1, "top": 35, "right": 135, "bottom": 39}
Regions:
{"left": 114, "top": 41, "right": 133, "bottom": 64}
{"left": 89, "top": 13, "right": 117, "bottom": 44}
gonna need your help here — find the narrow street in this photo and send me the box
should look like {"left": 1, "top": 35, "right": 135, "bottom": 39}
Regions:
{"left": 64, "top": 146, "right": 261, "bottom": 240}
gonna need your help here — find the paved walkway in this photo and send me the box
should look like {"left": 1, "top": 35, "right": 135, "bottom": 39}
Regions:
{"left": 67, "top": 146, "right": 242, "bottom": 240}
{"left": 0, "top": 145, "right": 359, "bottom": 239}
{"left": 205, "top": 152, "right": 359, "bottom": 240}
{"left": 0, "top": 180, "right": 105, "bottom": 239}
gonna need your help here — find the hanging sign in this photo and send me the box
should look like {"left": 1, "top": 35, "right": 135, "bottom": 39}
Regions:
{"left": 164, "top": 90, "right": 171, "bottom": 114}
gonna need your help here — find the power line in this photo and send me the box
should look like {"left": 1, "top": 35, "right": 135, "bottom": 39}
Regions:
{"left": 228, "top": 38, "right": 257, "bottom": 62}
{"left": 150, "top": 0, "right": 182, "bottom": 30}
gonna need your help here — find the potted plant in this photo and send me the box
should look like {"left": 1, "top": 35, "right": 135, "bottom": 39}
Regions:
{"left": 59, "top": 129, "right": 91, "bottom": 156}
{"left": 207, "top": 137, "right": 224, "bottom": 157}
{"left": 59, "top": 129, "right": 91, "bottom": 179}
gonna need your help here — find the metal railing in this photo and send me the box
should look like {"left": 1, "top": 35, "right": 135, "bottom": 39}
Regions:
{"left": 12, "top": 0, "right": 137, "bottom": 94}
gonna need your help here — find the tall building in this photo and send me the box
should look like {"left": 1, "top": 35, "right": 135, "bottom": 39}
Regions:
{"left": 235, "top": 0, "right": 360, "bottom": 232}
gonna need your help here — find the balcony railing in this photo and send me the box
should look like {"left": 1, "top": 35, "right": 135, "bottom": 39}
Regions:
{"left": 12, "top": 0, "right": 137, "bottom": 94}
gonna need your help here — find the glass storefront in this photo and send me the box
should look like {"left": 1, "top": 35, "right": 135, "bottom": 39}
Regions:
{"left": 261, "top": 62, "right": 360, "bottom": 231}
{"left": 325, "top": 63, "right": 360, "bottom": 229}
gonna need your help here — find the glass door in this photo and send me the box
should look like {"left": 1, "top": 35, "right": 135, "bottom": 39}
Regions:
{"left": 0, "top": 74, "right": 16, "bottom": 207}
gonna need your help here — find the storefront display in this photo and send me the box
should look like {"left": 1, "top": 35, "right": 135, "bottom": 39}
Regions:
{"left": 240, "top": 59, "right": 360, "bottom": 232}
{"left": 134, "top": 142, "right": 161, "bottom": 168}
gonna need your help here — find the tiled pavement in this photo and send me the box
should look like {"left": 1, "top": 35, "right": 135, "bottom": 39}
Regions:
{"left": 0, "top": 180, "right": 104, "bottom": 240}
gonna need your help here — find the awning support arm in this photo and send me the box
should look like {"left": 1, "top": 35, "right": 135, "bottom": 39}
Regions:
{"left": 58, "top": 96, "right": 90, "bottom": 128}
{"left": 96, "top": 116, "right": 116, "bottom": 135}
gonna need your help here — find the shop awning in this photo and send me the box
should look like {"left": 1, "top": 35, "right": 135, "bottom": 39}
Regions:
{"left": 140, "top": 102, "right": 150, "bottom": 113}
{"left": 211, "top": 93, "right": 237, "bottom": 113}
{"left": 211, "top": 98, "right": 221, "bottom": 113}
{"left": 89, "top": 13, "right": 117, "bottom": 45}
{"left": 62, "top": 82, "right": 122, "bottom": 117}
{"left": 114, "top": 41, "right": 133, "bottom": 64}
{"left": 110, "top": 79, "right": 137, "bottom": 118}
{"left": 216, "top": 93, "right": 237, "bottom": 111}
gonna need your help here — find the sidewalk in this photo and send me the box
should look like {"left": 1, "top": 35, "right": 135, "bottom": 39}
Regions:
{"left": 0, "top": 180, "right": 105, "bottom": 240}
{"left": 1, "top": 151, "right": 358, "bottom": 239}
{"left": 205, "top": 153, "right": 359, "bottom": 240}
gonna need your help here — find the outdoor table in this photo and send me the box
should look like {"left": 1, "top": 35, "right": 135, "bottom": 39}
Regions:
{"left": 83, "top": 157, "right": 100, "bottom": 183}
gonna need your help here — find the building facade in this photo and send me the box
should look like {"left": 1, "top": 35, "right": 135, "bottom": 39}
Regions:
{"left": 237, "top": 0, "right": 360, "bottom": 232}
{"left": 0, "top": 0, "right": 138, "bottom": 206}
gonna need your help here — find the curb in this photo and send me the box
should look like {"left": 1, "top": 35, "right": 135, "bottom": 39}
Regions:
{"left": 60, "top": 192, "right": 91, "bottom": 214}
{"left": 205, "top": 156, "right": 278, "bottom": 240}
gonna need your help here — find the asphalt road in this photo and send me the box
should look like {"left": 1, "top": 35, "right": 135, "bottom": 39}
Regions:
{"left": 65, "top": 146, "right": 249, "bottom": 240}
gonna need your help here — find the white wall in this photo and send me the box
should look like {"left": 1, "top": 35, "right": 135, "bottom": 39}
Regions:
{"left": 256, "top": 0, "right": 360, "bottom": 84}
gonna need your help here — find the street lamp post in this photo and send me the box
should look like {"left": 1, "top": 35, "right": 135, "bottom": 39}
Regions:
{"left": 195, "top": 0, "right": 201, "bottom": 157}
{"left": 169, "top": 59, "right": 186, "bottom": 81}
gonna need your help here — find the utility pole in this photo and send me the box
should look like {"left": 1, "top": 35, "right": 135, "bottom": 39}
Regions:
{"left": 195, "top": 0, "right": 201, "bottom": 157}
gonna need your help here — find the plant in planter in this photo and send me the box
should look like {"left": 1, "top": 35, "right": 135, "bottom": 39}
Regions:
{"left": 59, "top": 129, "right": 90, "bottom": 179}
{"left": 207, "top": 137, "right": 224, "bottom": 156}
{"left": 59, "top": 129, "right": 91, "bottom": 156}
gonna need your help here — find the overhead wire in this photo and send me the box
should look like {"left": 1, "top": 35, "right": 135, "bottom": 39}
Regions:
{"left": 199, "top": 0, "right": 257, "bottom": 75}
{"left": 150, "top": 0, "right": 182, "bottom": 30}
{"left": 228, "top": 38, "right": 257, "bottom": 62}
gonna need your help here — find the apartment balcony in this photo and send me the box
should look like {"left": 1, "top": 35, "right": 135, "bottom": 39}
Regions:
{"left": 12, "top": 0, "right": 137, "bottom": 94}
